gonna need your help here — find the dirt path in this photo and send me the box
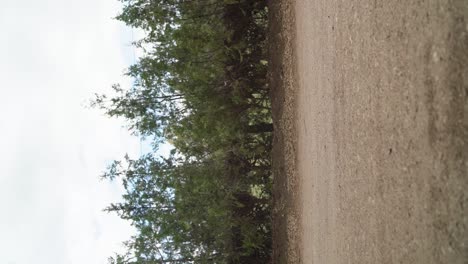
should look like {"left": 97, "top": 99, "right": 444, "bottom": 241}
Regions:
{"left": 272, "top": 0, "right": 468, "bottom": 263}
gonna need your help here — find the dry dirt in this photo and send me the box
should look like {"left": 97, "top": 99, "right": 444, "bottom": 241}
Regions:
{"left": 271, "top": 0, "right": 468, "bottom": 263}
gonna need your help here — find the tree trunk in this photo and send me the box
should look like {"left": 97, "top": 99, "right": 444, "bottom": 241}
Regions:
{"left": 247, "top": 123, "right": 273, "bottom": 133}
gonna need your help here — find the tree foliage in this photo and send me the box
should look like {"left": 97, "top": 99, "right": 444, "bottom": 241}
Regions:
{"left": 94, "top": 0, "right": 271, "bottom": 263}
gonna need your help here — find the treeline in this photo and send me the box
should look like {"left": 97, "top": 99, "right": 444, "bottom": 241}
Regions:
{"left": 93, "top": 0, "right": 271, "bottom": 263}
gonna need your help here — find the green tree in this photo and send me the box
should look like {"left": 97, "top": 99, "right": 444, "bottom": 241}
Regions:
{"left": 95, "top": 0, "right": 273, "bottom": 263}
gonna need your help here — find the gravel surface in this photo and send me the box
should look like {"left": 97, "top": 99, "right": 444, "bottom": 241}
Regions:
{"left": 272, "top": 1, "right": 468, "bottom": 263}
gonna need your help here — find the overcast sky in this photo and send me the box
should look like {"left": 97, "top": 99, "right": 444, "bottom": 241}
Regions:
{"left": 0, "top": 0, "right": 146, "bottom": 263}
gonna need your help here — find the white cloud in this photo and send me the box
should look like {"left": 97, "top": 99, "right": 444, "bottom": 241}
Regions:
{"left": 0, "top": 0, "right": 142, "bottom": 263}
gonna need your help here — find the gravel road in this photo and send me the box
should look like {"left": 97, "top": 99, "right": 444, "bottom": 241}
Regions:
{"left": 289, "top": 1, "right": 468, "bottom": 263}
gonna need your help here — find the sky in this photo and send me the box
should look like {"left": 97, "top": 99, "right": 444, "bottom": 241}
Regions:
{"left": 0, "top": 0, "right": 148, "bottom": 263}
